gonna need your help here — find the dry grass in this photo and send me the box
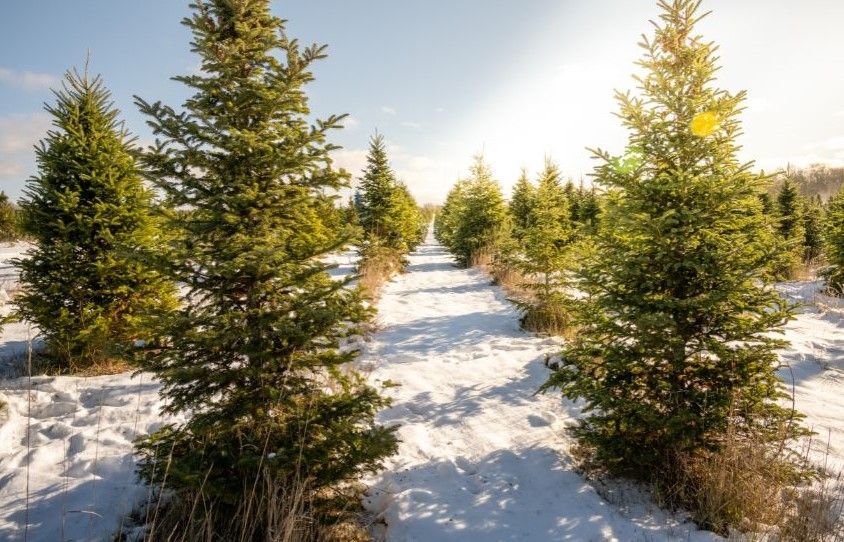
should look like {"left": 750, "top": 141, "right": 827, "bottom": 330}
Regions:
{"left": 357, "top": 248, "right": 405, "bottom": 301}
{"left": 654, "top": 431, "right": 844, "bottom": 540}
{"left": 519, "top": 302, "right": 577, "bottom": 339}
{"left": 128, "top": 469, "right": 370, "bottom": 542}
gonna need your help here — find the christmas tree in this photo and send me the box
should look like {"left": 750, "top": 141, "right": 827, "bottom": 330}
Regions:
{"left": 134, "top": 0, "right": 397, "bottom": 528}
{"left": 824, "top": 187, "right": 844, "bottom": 294}
{"left": 0, "top": 192, "right": 19, "bottom": 242}
{"left": 508, "top": 169, "right": 536, "bottom": 240}
{"left": 515, "top": 159, "right": 575, "bottom": 334}
{"left": 542, "top": 0, "right": 801, "bottom": 480}
{"left": 435, "top": 155, "right": 508, "bottom": 266}
{"left": 15, "top": 68, "right": 175, "bottom": 371}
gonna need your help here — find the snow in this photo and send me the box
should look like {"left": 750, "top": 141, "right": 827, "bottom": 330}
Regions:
{"left": 0, "top": 231, "right": 842, "bottom": 541}
{"left": 778, "top": 281, "right": 844, "bottom": 470}
{"left": 359, "top": 234, "right": 719, "bottom": 541}
{"left": 0, "top": 372, "right": 181, "bottom": 541}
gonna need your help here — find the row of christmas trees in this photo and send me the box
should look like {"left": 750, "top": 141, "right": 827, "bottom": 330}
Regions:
{"left": 8, "top": 1, "right": 424, "bottom": 537}
{"left": 436, "top": 0, "right": 843, "bottom": 535}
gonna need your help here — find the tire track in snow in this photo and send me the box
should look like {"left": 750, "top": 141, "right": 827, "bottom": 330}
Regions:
{"left": 360, "top": 234, "right": 719, "bottom": 542}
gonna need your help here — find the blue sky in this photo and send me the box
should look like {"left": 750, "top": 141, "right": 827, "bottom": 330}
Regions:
{"left": 2, "top": 1, "right": 844, "bottom": 203}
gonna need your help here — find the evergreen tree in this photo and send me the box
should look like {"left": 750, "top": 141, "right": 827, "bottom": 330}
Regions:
{"left": 508, "top": 169, "right": 536, "bottom": 240}
{"left": 436, "top": 155, "right": 508, "bottom": 266}
{"left": 542, "top": 0, "right": 801, "bottom": 477}
{"left": 771, "top": 178, "right": 805, "bottom": 278}
{"left": 801, "top": 194, "right": 824, "bottom": 263}
{"left": 576, "top": 187, "right": 601, "bottom": 232}
{"left": 134, "top": 0, "right": 397, "bottom": 524}
{"left": 515, "top": 159, "right": 575, "bottom": 334}
{"left": 14, "top": 69, "right": 175, "bottom": 370}
{"left": 824, "top": 187, "right": 844, "bottom": 294}
{"left": 0, "top": 192, "right": 19, "bottom": 242}
{"left": 358, "top": 133, "right": 421, "bottom": 253}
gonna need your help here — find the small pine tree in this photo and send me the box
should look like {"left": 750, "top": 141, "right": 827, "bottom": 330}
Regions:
{"left": 358, "top": 133, "right": 421, "bottom": 253}
{"left": 824, "top": 187, "right": 844, "bottom": 294}
{"left": 515, "top": 159, "right": 575, "bottom": 334}
{"left": 801, "top": 194, "right": 824, "bottom": 263}
{"left": 456, "top": 156, "right": 509, "bottom": 265}
{"left": 771, "top": 178, "right": 805, "bottom": 277}
{"left": 134, "top": 0, "right": 397, "bottom": 525}
{"left": 0, "top": 192, "right": 19, "bottom": 242}
{"left": 14, "top": 69, "right": 175, "bottom": 370}
{"left": 542, "top": 0, "right": 803, "bottom": 482}
{"left": 508, "top": 169, "right": 536, "bottom": 240}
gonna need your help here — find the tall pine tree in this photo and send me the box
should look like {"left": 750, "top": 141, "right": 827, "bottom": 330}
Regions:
{"left": 824, "top": 187, "right": 844, "bottom": 294}
{"left": 15, "top": 69, "right": 175, "bottom": 371}
{"left": 542, "top": 0, "right": 800, "bottom": 476}
{"left": 508, "top": 168, "right": 536, "bottom": 240}
{"left": 515, "top": 159, "right": 575, "bottom": 334}
{"left": 134, "top": 0, "right": 397, "bottom": 524}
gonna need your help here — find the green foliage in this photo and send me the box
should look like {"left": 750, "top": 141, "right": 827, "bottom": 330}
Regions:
{"left": 434, "top": 155, "right": 509, "bottom": 266}
{"left": 514, "top": 159, "right": 576, "bottom": 334}
{"left": 0, "top": 192, "right": 21, "bottom": 242}
{"left": 357, "top": 133, "right": 423, "bottom": 254}
{"left": 508, "top": 169, "right": 535, "bottom": 240}
{"left": 134, "top": 0, "right": 397, "bottom": 521}
{"left": 824, "top": 186, "right": 844, "bottom": 294}
{"left": 770, "top": 178, "right": 805, "bottom": 277}
{"left": 542, "top": 0, "right": 804, "bottom": 476}
{"left": 801, "top": 195, "right": 824, "bottom": 263}
{"left": 14, "top": 69, "right": 175, "bottom": 370}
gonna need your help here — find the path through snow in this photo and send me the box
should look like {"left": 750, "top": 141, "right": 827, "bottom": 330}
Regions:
{"left": 361, "top": 235, "right": 718, "bottom": 541}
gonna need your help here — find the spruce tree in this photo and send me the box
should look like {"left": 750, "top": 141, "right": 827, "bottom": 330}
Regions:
{"left": 542, "top": 0, "right": 801, "bottom": 476}
{"left": 824, "top": 187, "right": 844, "bottom": 294}
{"left": 508, "top": 169, "right": 536, "bottom": 240}
{"left": 15, "top": 69, "right": 175, "bottom": 370}
{"left": 359, "top": 133, "right": 399, "bottom": 244}
{"left": 0, "top": 192, "right": 19, "bottom": 242}
{"left": 358, "top": 133, "right": 422, "bottom": 254}
{"left": 516, "top": 159, "right": 575, "bottom": 334}
{"left": 449, "top": 155, "right": 509, "bottom": 266}
{"left": 770, "top": 178, "right": 805, "bottom": 278}
{"left": 801, "top": 194, "right": 824, "bottom": 263}
{"left": 134, "top": 0, "right": 397, "bottom": 522}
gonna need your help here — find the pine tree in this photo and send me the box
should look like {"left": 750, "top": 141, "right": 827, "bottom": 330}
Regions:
{"left": 771, "top": 178, "right": 805, "bottom": 278}
{"left": 824, "top": 187, "right": 844, "bottom": 294}
{"left": 358, "top": 133, "right": 421, "bottom": 253}
{"left": 542, "top": 0, "right": 801, "bottom": 477}
{"left": 455, "top": 156, "right": 509, "bottom": 265}
{"left": 801, "top": 194, "right": 824, "bottom": 263}
{"left": 516, "top": 159, "right": 575, "bottom": 334}
{"left": 134, "top": 0, "right": 397, "bottom": 522}
{"left": 508, "top": 169, "right": 536, "bottom": 240}
{"left": 358, "top": 134, "right": 398, "bottom": 243}
{"left": 14, "top": 69, "right": 175, "bottom": 370}
{"left": 0, "top": 192, "right": 19, "bottom": 242}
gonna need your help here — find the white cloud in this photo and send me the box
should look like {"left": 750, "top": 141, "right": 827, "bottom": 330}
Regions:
{"left": 380, "top": 106, "right": 397, "bottom": 115}
{"left": 0, "top": 161, "right": 24, "bottom": 177}
{"left": 331, "top": 148, "right": 368, "bottom": 179}
{"left": 401, "top": 121, "right": 422, "bottom": 129}
{"left": 0, "top": 67, "right": 58, "bottom": 91}
{"left": 341, "top": 115, "right": 360, "bottom": 129}
{"left": 0, "top": 113, "right": 51, "bottom": 154}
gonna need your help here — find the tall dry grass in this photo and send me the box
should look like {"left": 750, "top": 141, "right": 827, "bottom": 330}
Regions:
{"left": 653, "top": 429, "right": 844, "bottom": 540}
{"left": 128, "top": 466, "right": 369, "bottom": 542}
{"left": 357, "top": 248, "right": 404, "bottom": 300}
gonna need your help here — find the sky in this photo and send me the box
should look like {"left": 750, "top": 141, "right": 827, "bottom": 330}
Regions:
{"left": 1, "top": 1, "right": 843, "bottom": 204}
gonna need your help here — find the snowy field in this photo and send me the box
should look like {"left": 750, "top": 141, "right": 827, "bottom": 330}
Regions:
{"left": 0, "top": 234, "right": 842, "bottom": 540}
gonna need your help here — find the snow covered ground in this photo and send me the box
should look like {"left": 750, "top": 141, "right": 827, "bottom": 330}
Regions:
{"left": 0, "top": 233, "right": 842, "bottom": 541}
{"left": 359, "top": 235, "right": 719, "bottom": 541}
{"left": 778, "top": 281, "right": 844, "bottom": 470}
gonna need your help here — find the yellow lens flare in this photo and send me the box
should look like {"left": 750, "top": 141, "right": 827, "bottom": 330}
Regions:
{"left": 689, "top": 111, "right": 720, "bottom": 137}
